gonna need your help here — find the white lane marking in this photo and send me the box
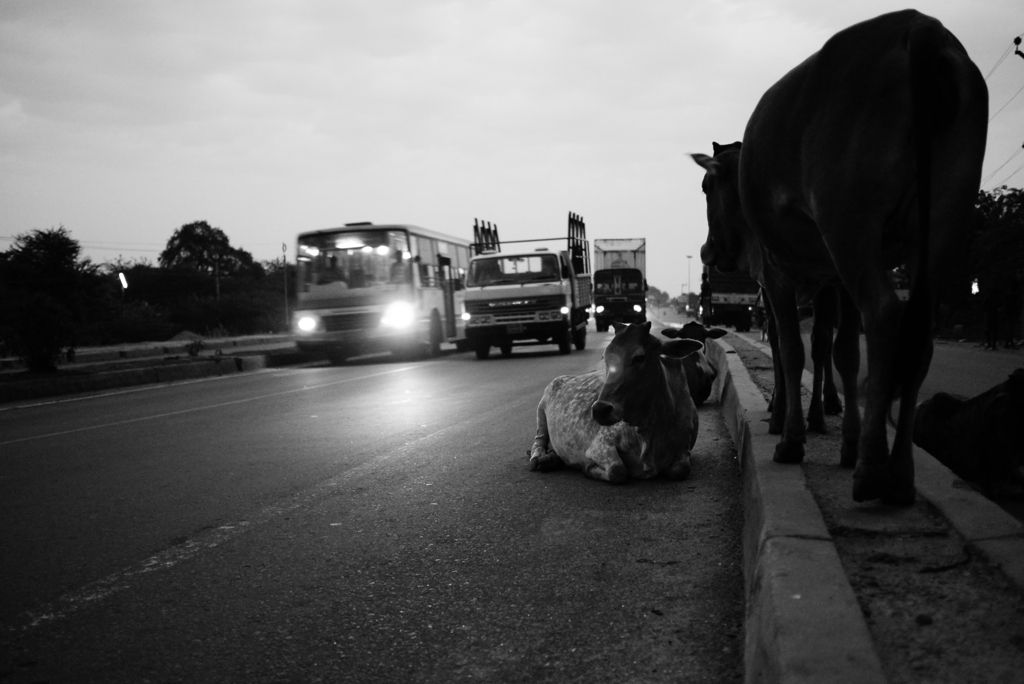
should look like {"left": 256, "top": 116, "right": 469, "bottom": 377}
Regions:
{"left": 0, "top": 366, "right": 415, "bottom": 447}
{"left": 12, "top": 390, "right": 537, "bottom": 632}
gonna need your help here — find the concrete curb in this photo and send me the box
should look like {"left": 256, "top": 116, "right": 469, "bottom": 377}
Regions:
{"left": 709, "top": 339, "right": 887, "bottom": 684}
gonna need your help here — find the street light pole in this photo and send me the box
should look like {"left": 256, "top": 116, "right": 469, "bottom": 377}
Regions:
{"left": 686, "top": 255, "right": 692, "bottom": 310}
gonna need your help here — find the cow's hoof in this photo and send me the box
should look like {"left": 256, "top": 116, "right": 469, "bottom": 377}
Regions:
{"left": 606, "top": 463, "right": 628, "bottom": 484}
{"left": 824, "top": 397, "right": 843, "bottom": 415}
{"left": 851, "top": 469, "right": 884, "bottom": 502}
{"left": 531, "top": 452, "right": 564, "bottom": 472}
{"left": 588, "top": 461, "right": 627, "bottom": 484}
{"left": 807, "top": 416, "right": 827, "bottom": 434}
{"left": 839, "top": 438, "right": 858, "bottom": 468}
{"left": 881, "top": 483, "right": 915, "bottom": 507}
{"left": 666, "top": 457, "right": 691, "bottom": 481}
{"left": 773, "top": 441, "right": 804, "bottom": 464}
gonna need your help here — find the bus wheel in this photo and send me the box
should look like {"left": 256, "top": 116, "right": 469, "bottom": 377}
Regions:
{"left": 427, "top": 312, "right": 443, "bottom": 357}
{"left": 475, "top": 341, "right": 491, "bottom": 359}
{"left": 558, "top": 324, "right": 572, "bottom": 355}
{"left": 500, "top": 341, "right": 513, "bottom": 357}
{"left": 572, "top": 326, "right": 586, "bottom": 350}
{"left": 327, "top": 350, "right": 348, "bottom": 365}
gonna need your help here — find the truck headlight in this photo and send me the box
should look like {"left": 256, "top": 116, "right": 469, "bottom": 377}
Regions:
{"left": 381, "top": 301, "right": 416, "bottom": 328}
{"left": 633, "top": 304, "right": 642, "bottom": 313}
{"left": 296, "top": 315, "right": 319, "bottom": 333}
{"left": 560, "top": 306, "right": 570, "bottom": 315}
{"left": 595, "top": 305, "right": 605, "bottom": 313}
{"left": 461, "top": 312, "right": 471, "bottom": 321}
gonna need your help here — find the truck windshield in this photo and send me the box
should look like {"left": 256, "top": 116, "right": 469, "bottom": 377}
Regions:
{"left": 468, "top": 254, "right": 560, "bottom": 287}
{"left": 594, "top": 271, "right": 643, "bottom": 295}
{"left": 297, "top": 229, "right": 412, "bottom": 293}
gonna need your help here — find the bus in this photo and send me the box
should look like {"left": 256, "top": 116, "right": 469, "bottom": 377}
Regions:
{"left": 292, "top": 222, "right": 472, "bottom": 363}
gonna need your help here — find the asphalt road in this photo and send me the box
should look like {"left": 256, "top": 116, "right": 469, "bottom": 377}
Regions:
{"left": 0, "top": 325, "right": 744, "bottom": 683}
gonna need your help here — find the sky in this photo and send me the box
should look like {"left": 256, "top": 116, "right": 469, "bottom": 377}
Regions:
{"left": 1, "top": 0, "right": 1022, "bottom": 296}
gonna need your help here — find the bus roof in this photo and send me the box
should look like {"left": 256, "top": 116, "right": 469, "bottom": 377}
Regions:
{"left": 297, "top": 223, "right": 471, "bottom": 247}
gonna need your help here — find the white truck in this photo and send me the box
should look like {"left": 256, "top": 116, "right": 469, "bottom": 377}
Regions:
{"left": 462, "top": 214, "right": 592, "bottom": 359}
{"left": 592, "top": 238, "right": 647, "bottom": 332}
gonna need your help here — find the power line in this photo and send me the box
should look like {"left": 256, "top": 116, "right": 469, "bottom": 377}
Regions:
{"left": 981, "top": 142, "right": 1024, "bottom": 186}
{"left": 991, "top": 158, "right": 1024, "bottom": 188}
{"left": 990, "top": 81, "right": 1024, "bottom": 123}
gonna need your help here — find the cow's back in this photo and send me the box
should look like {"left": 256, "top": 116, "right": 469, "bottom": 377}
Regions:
{"left": 740, "top": 9, "right": 987, "bottom": 284}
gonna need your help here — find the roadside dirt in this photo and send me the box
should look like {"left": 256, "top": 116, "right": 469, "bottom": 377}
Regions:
{"left": 725, "top": 332, "right": 1024, "bottom": 684}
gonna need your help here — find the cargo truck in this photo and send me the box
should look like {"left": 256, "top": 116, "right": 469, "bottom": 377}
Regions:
{"left": 462, "top": 214, "right": 592, "bottom": 359}
{"left": 701, "top": 265, "right": 760, "bottom": 332}
{"left": 592, "top": 238, "right": 647, "bottom": 332}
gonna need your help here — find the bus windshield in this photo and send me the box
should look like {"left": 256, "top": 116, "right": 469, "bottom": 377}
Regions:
{"left": 468, "top": 253, "right": 560, "bottom": 287}
{"left": 297, "top": 229, "right": 412, "bottom": 295}
{"left": 594, "top": 270, "right": 643, "bottom": 295}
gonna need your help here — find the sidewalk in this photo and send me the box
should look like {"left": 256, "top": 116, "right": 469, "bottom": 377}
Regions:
{"left": 708, "top": 333, "right": 1024, "bottom": 683}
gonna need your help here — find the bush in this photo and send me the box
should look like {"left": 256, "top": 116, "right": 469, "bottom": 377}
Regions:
{"left": 7, "top": 292, "right": 75, "bottom": 372}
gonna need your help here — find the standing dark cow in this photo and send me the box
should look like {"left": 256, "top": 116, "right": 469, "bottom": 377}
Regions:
{"left": 529, "top": 322, "right": 703, "bottom": 482}
{"left": 692, "top": 10, "right": 987, "bottom": 505}
{"left": 659, "top": 321, "right": 727, "bottom": 406}
{"left": 913, "top": 369, "right": 1024, "bottom": 499}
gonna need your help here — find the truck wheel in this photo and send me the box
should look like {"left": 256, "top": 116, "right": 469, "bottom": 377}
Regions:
{"left": 327, "top": 349, "right": 348, "bottom": 365}
{"left": 475, "top": 341, "right": 491, "bottom": 359}
{"left": 572, "top": 326, "right": 586, "bottom": 350}
{"left": 500, "top": 341, "right": 513, "bottom": 357}
{"left": 596, "top": 321, "right": 607, "bottom": 333}
{"left": 558, "top": 324, "right": 572, "bottom": 354}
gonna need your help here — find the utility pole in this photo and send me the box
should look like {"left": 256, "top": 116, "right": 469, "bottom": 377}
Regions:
{"left": 282, "top": 243, "right": 289, "bottom": 330}
{"left": 686, "top": 255, "right": 692, "bottom": 311}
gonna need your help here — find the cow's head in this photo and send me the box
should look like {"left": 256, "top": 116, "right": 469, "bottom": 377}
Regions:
{"left": 592, "top": 321, "right": 703, "bottom": 427}
{"left": 691, "top": 141, "right": 749, "bottom": 274}
{"left": 661, "top": 322, "right": 728, "bottom": 345}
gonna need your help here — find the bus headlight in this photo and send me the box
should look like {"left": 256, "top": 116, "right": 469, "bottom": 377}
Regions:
{"left": 296, "top": 315, "right": 319, "bottom": 333}
{"left": 382, "top": 301, "right": 416, "bottom": 328}
{"left": 633, "top": 304, "right": 642, "bottom": 313}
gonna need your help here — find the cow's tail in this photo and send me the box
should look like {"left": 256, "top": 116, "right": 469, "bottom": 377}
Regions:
{"left": 890, "top": 16, "right": 955, "bottom": 405}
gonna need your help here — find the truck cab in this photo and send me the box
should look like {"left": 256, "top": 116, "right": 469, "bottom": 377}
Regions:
{"left": 461, "top": 215, "right": 592, "bottom": 359}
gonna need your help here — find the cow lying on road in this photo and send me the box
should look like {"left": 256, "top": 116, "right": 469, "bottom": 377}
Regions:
{"left": 529, "top": 322, "right": 703, "bottom": 483}
{"left": 659, "top": 322, "right": 726, "bottom": 407}
{"left": 913, "top": 369, "right": 1024, "bottom": 499}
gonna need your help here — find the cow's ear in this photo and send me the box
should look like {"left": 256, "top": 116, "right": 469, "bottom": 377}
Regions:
{"left": 659, "top": 327, "right": 680, "bottom": 339}
{"left": 611, "top": 321, "right": 628, "bottom": 334}
{"left": 691, "top": 153, "right": 719, "bottom": 175}
{"left": 660, "top": 339, "right": 703, "bottom": 359}
{"left": 640, "top": 321, "right": 652, "bottom": 336}
{"left": 707, "top": 328, "right": 728, "bottom": 339}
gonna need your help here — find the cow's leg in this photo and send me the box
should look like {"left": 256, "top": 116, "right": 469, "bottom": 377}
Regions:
{"left": 582, "top": 432, "right": 627, "bottom": 484}
{"left": 807, "top": 291, "right": 828, "bottom": 434}
{"left": 529, "top": 400, "right": 565, "bottom": 472}
{"left": 818, "top": 286, "right": 844, "bottom": 415}
{"left": 764, "top": 296, "right": 785, "bottom": 432}
{"left": 848, "top": 270, "right": 904, "bottom": 503}
{"left": 765, "top": 280, "right": 806, "bottom": 463}
{"left": 832, "top": 286, "right": 861, "bottom": 467}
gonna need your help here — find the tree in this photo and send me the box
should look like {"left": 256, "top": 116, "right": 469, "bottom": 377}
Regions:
{"left": 159, "top": 221, "right": 262, "bottom": 299}
{"left": 0, "top": 226, "right": 102, "bottom": 371}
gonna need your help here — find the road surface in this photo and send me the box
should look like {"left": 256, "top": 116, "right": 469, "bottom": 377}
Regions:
{"left": 0, "top": 327, "right": 744, "bottom": 683}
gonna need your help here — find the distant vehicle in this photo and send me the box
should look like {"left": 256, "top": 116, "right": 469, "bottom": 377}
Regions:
{"left": 702, "top": 265, "right": 759, "bottom": 332}
{"left": 592, "top": 238, "right": 647, "bottom": 332}
{"left": 462, "top": 214, "right": 592, "bottom": 359}
{"left": 292, "top": 222, "right": 471, "bottom": 363}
